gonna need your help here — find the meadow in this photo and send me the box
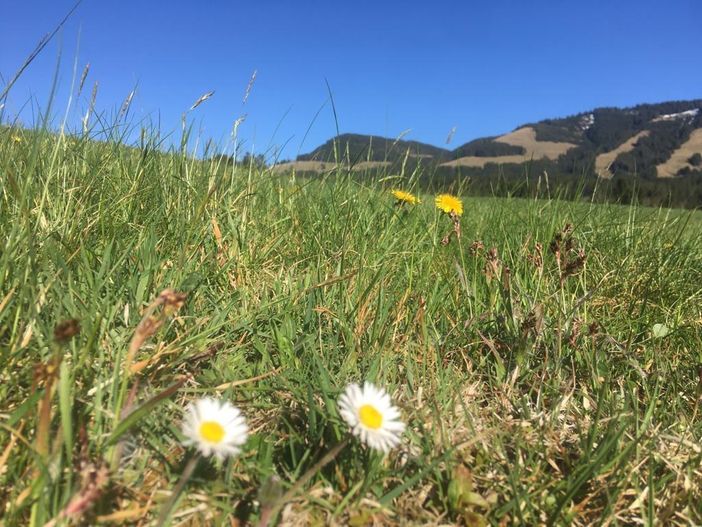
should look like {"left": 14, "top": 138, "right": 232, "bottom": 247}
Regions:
{"left": 1, "top": 123, "right": 702, "bottom": 526}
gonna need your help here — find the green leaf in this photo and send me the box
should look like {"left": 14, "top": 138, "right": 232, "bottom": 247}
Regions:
{"left": 651, "top": 323, "right": 670, "bottom": 338}
{"left": 106, "top": 378, "right": 186, "bottom": 446}
{"left": 179, "top": 271, "right": 205, "bottom": 293}
{"left": 59, "top": 361, "right": 73, "bottom": 464}
{"left": 379, "top": 447, "right": 454, "bottom": 506}
{"left": 7, "top": 390, "right": 43, "bottom": 427}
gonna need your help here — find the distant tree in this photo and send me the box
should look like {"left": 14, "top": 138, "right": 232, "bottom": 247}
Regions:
{"left": 210, "top": 154, "right": 235, "bottom": 165}
{"left": 240, "top": 152, "right": 267, "bottom": 169}
{"left": 453, "top": 138, "right": 524, "bottom": 157}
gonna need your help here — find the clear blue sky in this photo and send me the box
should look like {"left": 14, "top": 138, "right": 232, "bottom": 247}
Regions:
{"left": 2, "top": 0, "right": 701, "bottom": 159}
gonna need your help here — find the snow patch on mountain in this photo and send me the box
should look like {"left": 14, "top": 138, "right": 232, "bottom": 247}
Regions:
{"left": 579, "top": 113, "right": 595, "bottom": 131}
{"left": 653, "top": 108, "right": 700, "bottom": 122}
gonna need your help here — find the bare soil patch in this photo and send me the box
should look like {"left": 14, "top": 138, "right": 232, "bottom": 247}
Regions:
{"left": 271, "top": 161, "right": 335, "bottom": 173}
{"left": 495, "top": 126, "right": 577, "bottom": 159}
{"left": 442, "top": 126, "right": 577, "bottom": 168}
{"left": 595, "top": 130, "right": 650, "bottom": 178}
{"left": 657, "top": 128, "right": 702, "bottom": 178}
{"left": 272, "top": 160, "right": 390, "bottom": 173}
{"left": 440, "top": 154, "right": 529, "bottom": 168}
{"left": 351, "top": 161, "right": 391, "bottom": 170}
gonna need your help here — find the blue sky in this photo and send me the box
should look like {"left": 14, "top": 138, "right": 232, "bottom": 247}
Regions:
{"left": 1, "top": 0, "right": 701, "bottom": 159}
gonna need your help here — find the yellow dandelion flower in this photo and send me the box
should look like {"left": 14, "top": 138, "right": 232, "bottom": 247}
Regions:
{"left": 435, "top": 194, "right": 463, "bottom": 216}
{"left": 391, "top": 189, "right": 420, "bottom": 205}
{"left": 11, "top": 135, "right": 22, "bottom": 143}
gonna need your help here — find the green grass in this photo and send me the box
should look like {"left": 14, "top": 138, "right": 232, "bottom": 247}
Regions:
{"left": 1, "top": 122, "right": 702, "bottom": 526}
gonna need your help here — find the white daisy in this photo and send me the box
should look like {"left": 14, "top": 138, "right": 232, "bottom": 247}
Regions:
{"left": 181, "top": 398, "right": 249, "bottom": 461}
{"left": 337, "top": 382, "right": 405, "bottom": 453}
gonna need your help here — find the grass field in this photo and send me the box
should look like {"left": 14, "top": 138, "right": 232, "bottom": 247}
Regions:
{"left": 1, "top": 124, "right": 702, "bottom": 526}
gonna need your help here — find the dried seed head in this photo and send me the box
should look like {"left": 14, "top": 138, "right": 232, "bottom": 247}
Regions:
{"left": 550, "top": 224, "right": 573, "bottom": 256}
{"left": 563, "top": 248, "right": 587, "bottom": 279}
{"left": 469, "top": 240, "right": 484, "bottom": 255}
{"left": 501, "top": 265, "right": 511, "bottom": 291}
{"left": 550, "top": 224, "right": 587, "bottom": 285}
{"left": 60, "top": 461, "right": 110, "bottom": 521}
{"left": 520, "top": 304, "right": 544, "bottom": 338}
{"left": 527, "top": 242, "right": 544, "bottom": 268}
{"left": 160, "top": 289, "right": 187, "bottom": 316}
{"left": 568, "top": 318, "right": 582, "bottom": 347}
{"left": 588, "top": 322, "right": 599, "bottom": 336}
{"left": 125, "top": 289, "right": 188, "bottom": 374}
{"left": 54, "top": 319, "right": 81, "bottom": 343}
{"left": 483, "top": 247, "right": 501, "bottom": 281}
{"left": 549, "top": 233, "right": 561, "bottom": 254}
{"left": 451, "top": 211, "right": 461, "bottom": 239}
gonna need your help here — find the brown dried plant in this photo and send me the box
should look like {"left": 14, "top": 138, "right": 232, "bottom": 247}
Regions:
{"left": 124, "top": 288, "right": 187, "bottom": 375}
{"left": 549, "top": 223, "right": 586, "bottom": 285}
{"left": 440, "top": 211, "right": 462, "bottom": 246}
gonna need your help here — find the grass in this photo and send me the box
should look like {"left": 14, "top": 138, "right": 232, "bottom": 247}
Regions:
{"left": 1, "top": 119, "right": 702, "bottom": 526}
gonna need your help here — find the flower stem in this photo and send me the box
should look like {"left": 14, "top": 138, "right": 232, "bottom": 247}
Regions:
{"left": 260, "top": 437, "right": 351, "bottom": 526}
{"left": 155, "top": 454, "right": 200, "bottom": 527}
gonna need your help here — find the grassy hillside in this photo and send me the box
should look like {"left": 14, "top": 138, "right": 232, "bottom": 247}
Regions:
{"left": 1, "top": 127, "right": 702, "bottom": 526}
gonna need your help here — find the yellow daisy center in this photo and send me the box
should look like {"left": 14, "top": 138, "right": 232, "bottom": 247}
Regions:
{"left": 199, "top": 421, "right": 226, "bottom": 444}
{"left": 358, "top": 404, "right": 383, "bottom": 429}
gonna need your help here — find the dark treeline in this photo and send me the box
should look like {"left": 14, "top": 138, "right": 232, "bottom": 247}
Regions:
{"left": 419, "top": 169, "right": 702, "bottom": 209}
{"left": 282, "top": 161, "right": 702, "bottom": 209}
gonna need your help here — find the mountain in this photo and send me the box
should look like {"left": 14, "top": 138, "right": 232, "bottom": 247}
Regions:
{"left": 297, "top": 133, "right": 451, "bottom": 163}
{"left": 278, "top": 99, "right": 702, "bottom": 180}
{"left": 447, "top": 99, "right": 702, "bottom": 179}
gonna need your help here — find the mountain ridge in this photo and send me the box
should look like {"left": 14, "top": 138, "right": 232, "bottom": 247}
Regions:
{"left": 280, "top": 99, "right": 702, "bottom": 179}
